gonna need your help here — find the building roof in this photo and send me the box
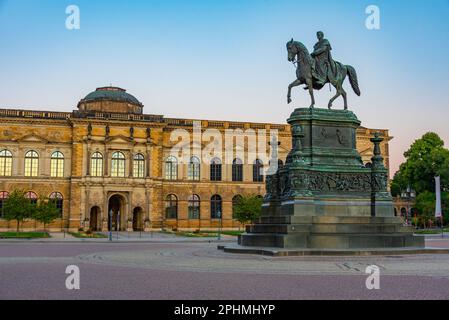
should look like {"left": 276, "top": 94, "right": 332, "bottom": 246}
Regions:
{"left": 80, "top": 87, "right": 142, "bottom": 106}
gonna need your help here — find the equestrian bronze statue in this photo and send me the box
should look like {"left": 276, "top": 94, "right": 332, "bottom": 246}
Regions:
{"left": 286, "top": 31, "right": 360, "bottom": 110}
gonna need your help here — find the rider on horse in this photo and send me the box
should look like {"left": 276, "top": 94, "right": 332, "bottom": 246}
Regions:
{"left": 307, "top": 31, "right": 336, "bottom": 90}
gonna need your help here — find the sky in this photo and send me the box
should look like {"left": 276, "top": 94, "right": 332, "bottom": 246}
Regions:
{"left": 0, "top": 0, "right": 448, "bottom": 175}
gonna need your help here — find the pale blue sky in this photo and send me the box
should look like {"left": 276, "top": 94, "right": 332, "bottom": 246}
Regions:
{"left": 0, "top": 0, "right": 448, "bottom": 174}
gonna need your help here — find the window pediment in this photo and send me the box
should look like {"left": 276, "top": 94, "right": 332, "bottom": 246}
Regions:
{"left": 16, "top": 134, "right": 49, "bottom": 143}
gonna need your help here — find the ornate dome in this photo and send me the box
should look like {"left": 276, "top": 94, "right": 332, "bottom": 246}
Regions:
{"left": 77, "top": 87, "right": 143, "bottom": 114}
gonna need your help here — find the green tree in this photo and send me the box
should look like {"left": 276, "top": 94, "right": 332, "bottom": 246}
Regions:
{"left": 233, "top": 195, "right": 263, "bottom": 225}
{"left": 392, "top": 132, "right": 449, "bottom": 194}
{"left": 33, "top": 197, "right": 61, "bottom": 232}
{"left": 415, "top": 191, "right": 449, "bottom": 227}
{"left": 415, "top": 191, "right": 436, "bottom": 216}
{"left": 3, "top": 189, "right": 34, "bottom": 232}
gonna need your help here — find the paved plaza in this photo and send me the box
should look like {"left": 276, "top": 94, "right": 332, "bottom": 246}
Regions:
{"left": 1, "top": 234, "right": 449, "bottom": 300}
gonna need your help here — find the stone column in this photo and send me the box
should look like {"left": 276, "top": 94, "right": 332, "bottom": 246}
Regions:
{"left": 86, "top": 143, "right": 91, "bottom": 176}
{"left": 102, "top": 191, "right": 109, "bottom": 231}
{"left": 129, "top": 151, "right": 133, "bottom": 177}
{"left": 127, "top": 193, "right": 133, "bottom": 231}
{"left": 104, "top": 148, "right": 109, "bottom": 176}
{"left": 146, "top": 148, "right": 151, "bottom": 178}
{"left": 144, "top": 187, "right": 152, "bottom": 231}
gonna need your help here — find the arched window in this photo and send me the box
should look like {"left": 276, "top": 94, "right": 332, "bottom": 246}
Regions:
{"left": 111, "top": 151, "right": 125, "bottom": 177}
{"left": 232, "top": 195, "right": 242, "bottom": 219}
{"left": 210, "top": 194, "right": 222, "bottom": 219}
{"left": 210, "top": 157, "right": 222, "bottom": 181}
{"left": 50, "top": 151, "right": 64, "bottom": 177}
{"left": 165, "top": 194, "right": 178, "bottom": 219}
{"left": 188, "top": 156, "right": 200, "bottom": 181}
{"left": 133, "top": 153, "right": 145, "bottom": 178}
{"left": 24, "top": 150, "right": 39, "bottom": 177}
{"left": 188, "top": 194, "right": 200, "bottom": 219}
{"left": 49, "top": 192, "right": 63, "bottom": 217}
{"left": 165, "top": 156, "right": 178, "bottom": 180}
{"left": 0, "top": 150, "right": 12, "bottom": 176}
{"left": 253, "top": 159, "right": 264, "bottom": 182}
{"left": 232, "top": 158, "right": 243, "bottom": 182}
{"left": 25, "top": 191, "right": 38, "bottom": 205}
{"left": 91, "top": 152, "right": 103, "bottom": 177}
{"left": 0, "top": 191, "right": 9, "bottom": 218}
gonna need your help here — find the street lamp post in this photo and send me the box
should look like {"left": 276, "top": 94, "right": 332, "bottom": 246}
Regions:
{"left": 117, "top": 210, "right": 120, "bottom": 240}
{"left": 217, "top": 210, "right": 222, "bottom": 241}
{"left": 401, "top": 186, "right": 416, "bottom": 226}
{"left": 108, "top": 209, "right": 113, "bottom": 241}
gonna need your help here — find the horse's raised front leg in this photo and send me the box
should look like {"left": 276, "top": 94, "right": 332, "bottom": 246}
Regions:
{"left": 287, "top": 79, "right": 302, "bottom": 104}
{"left": 306, "top": 78, "right": 315, "bottom": 108}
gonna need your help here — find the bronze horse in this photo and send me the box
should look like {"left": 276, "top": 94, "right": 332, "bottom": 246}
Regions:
{"left": 286, "top": 39, "right": 360, "bottom": 109}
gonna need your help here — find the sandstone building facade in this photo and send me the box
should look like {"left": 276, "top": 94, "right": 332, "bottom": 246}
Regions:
{"left": 0, "top": 87, "right": 392, "bottom": 231}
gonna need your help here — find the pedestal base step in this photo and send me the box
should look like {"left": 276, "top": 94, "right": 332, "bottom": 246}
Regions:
{"left": 219, "top": 244, "right": 449, "bottom": 256}
{"left": 238, "top": 232, "right": 424, "bottom": 249}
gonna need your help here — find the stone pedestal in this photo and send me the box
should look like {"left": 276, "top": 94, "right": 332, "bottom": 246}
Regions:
{"left": 238, "top": 108, "right": 424, "bottom": 249}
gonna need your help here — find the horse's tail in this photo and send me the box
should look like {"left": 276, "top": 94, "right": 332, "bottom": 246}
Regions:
{"left": 346, "top": 65, "right": 361, "bottom": 96}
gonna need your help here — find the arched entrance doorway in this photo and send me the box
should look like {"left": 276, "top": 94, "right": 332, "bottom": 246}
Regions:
{"left": 89, "top": 206, "right": 100, "bottom": 231}
{"left": 133, "top": 207, "right": 143, "bottom": 231}
{"left": 108, "top": 194, "right": 126, "bottom": 231}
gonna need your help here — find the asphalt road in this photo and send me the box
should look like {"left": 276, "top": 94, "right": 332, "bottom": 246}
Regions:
{"left": 1, "top": 238, "right": 449, "bottom": 300}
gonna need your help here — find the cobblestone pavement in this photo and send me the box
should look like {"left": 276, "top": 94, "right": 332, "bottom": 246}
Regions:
{"left": 1, "top": 238, "right": 449, "bottom": 299}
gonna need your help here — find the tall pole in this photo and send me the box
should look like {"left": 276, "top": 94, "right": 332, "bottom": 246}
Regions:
{"left": 217, "top": 210, "right": 222, "bottom": 241}
{"left": 108, "top": 209, "right": 112, "bottom": 242}
{"left": 117, "top": 210, "right": 120, "bottom": 240}
{"left": 435, "top": 176, "right": 443, "bottom": 237}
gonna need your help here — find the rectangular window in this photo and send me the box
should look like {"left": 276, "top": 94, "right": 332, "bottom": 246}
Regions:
{"left": 210, "top": 164, "right": 222, "bottom": 181}
{"left": 0, "top": 157, "right": 12, "bottom": 176}
{"left": 188, "top": 163, "right": 200, "bottom": 181}
{"left": 50, "top": 159, "right": 64, "bottom": 177}
{"left": 165, "top": 163, "right": 177, "bottom": 180}
{"left": 188, "top": 206, "right": 200, "bottom": 219}
{"left": 24, "top": 158, "right": 38, "bottom": 177}
{"left": 111, "top": 160, "right": 125, "bottom": 177}
{"left": 133, "top": 160, "right": 145, "bottom": 178}
{"left": 232, "top": 165, "right": 243, "bottom": 181}
{"left": 91, "top": 158, "right": 103, "bottom": 177}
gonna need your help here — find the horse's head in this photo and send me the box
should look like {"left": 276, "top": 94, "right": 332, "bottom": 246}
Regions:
{"left": 286, "top": 38, "right": 297, "bottom": 62}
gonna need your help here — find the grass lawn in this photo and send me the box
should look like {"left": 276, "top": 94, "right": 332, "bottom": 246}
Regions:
{"left": 68, "top": 231, "right": 107, "bottom": 238}
{"left": 414, "top": 228, "right": 449, "bottom": 234}
{"left": 0, "top": 232, "right": 50, "bottom": 239}
{"left": 169, "top": 230, "right": 244, "bottom": 237}
{"left": 201, "top": 230, "right": 244, "bottom": 236}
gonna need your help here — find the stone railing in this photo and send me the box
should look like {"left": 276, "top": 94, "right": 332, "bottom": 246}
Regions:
{"left": 0, "top": 109, "right": 71, "bottom": 120}
{"left": 0, "top": 108, "right": 288, "bottom": 131}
